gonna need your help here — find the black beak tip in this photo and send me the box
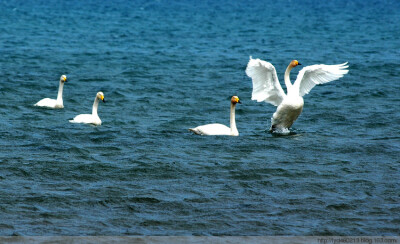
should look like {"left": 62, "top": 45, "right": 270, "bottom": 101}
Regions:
{"left": 298, "top": 63, "right": 302, "bottom": 65}
{"left": 238, "top": 100, "right": 242, "bottom": 104}
{"left": 103, "top": 99, "right": 106, "bottom": 103}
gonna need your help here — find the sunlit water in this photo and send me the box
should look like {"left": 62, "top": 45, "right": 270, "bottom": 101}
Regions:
{"left": 0, "top": 0, "right": 399, "bottom": 235}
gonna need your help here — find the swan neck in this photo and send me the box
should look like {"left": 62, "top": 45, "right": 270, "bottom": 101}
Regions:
{"left": 56, "top": 80, "right": 64, "bottom": 103}
{"left": 92, "top": 97, "right": 99, "bottom": 116}
{"left": 230, "top": 103, "right": 238, "bottom": 135}
{"left": 284, "top": 64, "right": 294, "bottom": 93}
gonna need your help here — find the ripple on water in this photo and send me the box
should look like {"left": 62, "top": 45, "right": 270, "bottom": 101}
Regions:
{"left": 0, "top": 0, "right": 399, "bottom": 236}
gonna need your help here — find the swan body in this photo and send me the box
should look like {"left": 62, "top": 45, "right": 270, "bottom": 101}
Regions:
{"left": 189, "top": 96, "right": 241, "bottom": 136}
{"left": 69, "top": 92, "right": 105, "bottom": 125}
{"left": 271, "top": 96, "right": 304, "bottom": 132}
{"left": 246, "top": 57, "right": 348, "bottom": 132}
{"left": 190, "top": 123, "right": 233, "bottom": 136}
{"left": 34, "top": 75, "right": 67, "bottom": 108}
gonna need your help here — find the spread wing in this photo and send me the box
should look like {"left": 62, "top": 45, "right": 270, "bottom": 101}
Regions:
{"left": 245, "top": 57, "right": 286, "bottom": 106}
{"left": 294, "top": 62, "right": 349, "bottom": 97}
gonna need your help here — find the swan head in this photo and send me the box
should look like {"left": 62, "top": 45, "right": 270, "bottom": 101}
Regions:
{"left": 290, "top": 60, "right": 301, "bottom": 67}
{"left": 97, "top": 91, "right": 106, "bottom": 103}
{"left": 231, "top": 96, "right": 241, "bottom": 105}
{"left": 60, "top": 75, "right": 67, "bottom": 83}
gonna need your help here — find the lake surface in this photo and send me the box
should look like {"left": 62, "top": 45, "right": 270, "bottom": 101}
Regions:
{"left": 0, "top": 0, "right": 399, "bottom": 235}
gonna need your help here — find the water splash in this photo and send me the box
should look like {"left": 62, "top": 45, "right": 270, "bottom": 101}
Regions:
{"left": 274, "top": 128, "right": 291, "bottom": 135}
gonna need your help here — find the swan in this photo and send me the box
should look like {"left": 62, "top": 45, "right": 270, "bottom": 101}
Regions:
{"left": 34, "top": 75, "right": 67, "bottom": 108}
{"left": 69, "top": 91, "right": 106, "bottom": 125}
{"left": 189, "top": 96, "right": 241, "bottom": 136}
{"left": 246, "top": 57, "right": 348, "bottom": 133}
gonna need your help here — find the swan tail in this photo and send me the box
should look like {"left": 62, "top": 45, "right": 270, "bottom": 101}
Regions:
{"left": 189, "top": 128, "right": 201, "bottom": 135}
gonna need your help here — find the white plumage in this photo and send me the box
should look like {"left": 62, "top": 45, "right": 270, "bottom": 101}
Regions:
{"left": 190, "top": 123, "right": 233, "bottom": 136}
{"left": 189, "top": 96, "right": 241, "bottom": 136}
{"left": 246, "top": 58, "right": 285, "bottom": 106}
{"left": 69, "top": 92, "right": 106, "bottom": 126}
{"left": 294, "top": 63, "right": 349, "bottom": 97}
{"left": 34, "top": 75, "right": 67, "bottom": 109}
{"left": 246, "top": 57, "right": 348, "bottom": 132}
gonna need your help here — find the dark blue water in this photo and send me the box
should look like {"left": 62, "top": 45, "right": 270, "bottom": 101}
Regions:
{"left": 0, "top": 0, "right": 399, "bottom": 236}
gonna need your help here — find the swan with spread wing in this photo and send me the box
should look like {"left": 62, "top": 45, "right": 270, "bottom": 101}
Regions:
{"left": 246, "top": 57, "right": 348, "bottom": 133}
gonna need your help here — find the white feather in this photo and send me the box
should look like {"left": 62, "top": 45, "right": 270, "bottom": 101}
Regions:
{"left": 35, "top": 98, "right": 60, "bottom": 108}
{"left": 189, "top": 124, "right": 232, "bottom": 136}
{"left": 69, "top": 92, "right": 105, "bottom": 126}
{"left": 189, "top": 96, "right": 240, "bottom": 136}
{"left": 294, "top": 62, "right": 349, "bottom": 97}
{"left": 247, "top": 58, "right": 349, "bottom": 132}
{"left": 245, "top": 57, "right": 286, "bottom": 106}
{"left": 69, "top": 114, "right": 102, "bottom": 125}
{"left": 34, "top": 75, "right": 67, "bottom": 109}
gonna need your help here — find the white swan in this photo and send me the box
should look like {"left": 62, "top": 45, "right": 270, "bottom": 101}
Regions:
{"left": 34, "top": 75, "right": 67, "bottom": 108}
{"left": 69, "top": 91, "right": 106, "bottom": 125}
{"left": 246, "top": 57, "right": 348, "bottom": 133}
{"left": 189, "top": 96, "right": 241, "bottom": 136}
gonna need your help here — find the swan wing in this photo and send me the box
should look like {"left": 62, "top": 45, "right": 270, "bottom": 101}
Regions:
{"left": 245, "top": 57, "right": 286, "bottom": 106}
{"left": 294, "top": 62, "right": 349, "bottom": 97}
